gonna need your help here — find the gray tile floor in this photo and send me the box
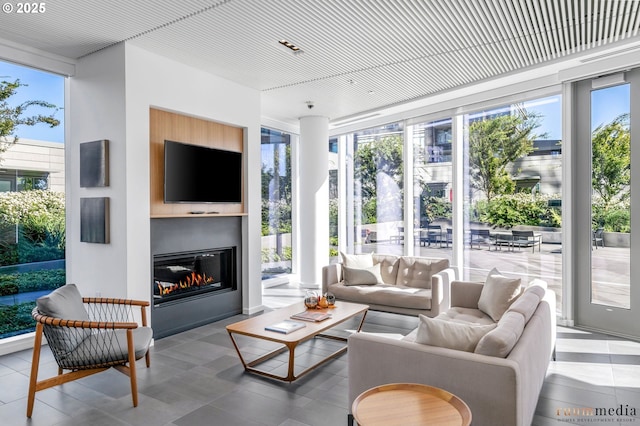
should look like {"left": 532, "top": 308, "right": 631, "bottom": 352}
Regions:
{"left": 0, "top": 289, "right": 638, "bottom": 426}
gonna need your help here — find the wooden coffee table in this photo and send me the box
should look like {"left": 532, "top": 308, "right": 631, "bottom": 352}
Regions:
{"left": 352, "top": 383, "right": 471, "bottom": 426}
{"left": 226, "top": 301, "right": 368, "bottom": 382}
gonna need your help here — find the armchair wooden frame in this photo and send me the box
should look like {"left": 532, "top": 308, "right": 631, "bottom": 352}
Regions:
{"left": 27, "top": 297, "right": 151, "bottom": 418}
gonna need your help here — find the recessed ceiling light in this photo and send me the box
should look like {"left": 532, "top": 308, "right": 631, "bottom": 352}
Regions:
{"left": 278, "top": 39, "right": 304, "bottom": 55}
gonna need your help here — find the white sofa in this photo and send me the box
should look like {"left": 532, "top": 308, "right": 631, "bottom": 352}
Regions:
{"left": 348, "top": 277, "right": 556, "bottom": 426}
{"left": 322, "top": 253, "right": 456, "bottom": 317}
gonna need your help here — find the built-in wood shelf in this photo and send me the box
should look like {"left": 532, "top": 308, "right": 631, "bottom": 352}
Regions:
{"left": 149, "top": 108, "right": 246, "bottom": 218}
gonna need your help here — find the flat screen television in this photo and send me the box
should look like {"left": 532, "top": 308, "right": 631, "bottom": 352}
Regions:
{"left": 164, "top": 140, "right": 242, "bottom": 203}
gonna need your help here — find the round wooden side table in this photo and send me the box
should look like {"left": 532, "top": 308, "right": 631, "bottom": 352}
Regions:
{"left": 352, "top": 383, "right": 472, "bottom": 426}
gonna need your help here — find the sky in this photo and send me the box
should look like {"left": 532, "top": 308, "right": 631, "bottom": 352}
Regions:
{"left": 591, "top": 83, "right": 630, "bottom": 131}
{"left": 0, "top": 61, "right": 65, "bottom": 143}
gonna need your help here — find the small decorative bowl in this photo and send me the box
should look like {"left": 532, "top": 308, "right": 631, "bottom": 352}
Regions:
{"left": 304, "top": 290, "right": 319, "bottom": 309}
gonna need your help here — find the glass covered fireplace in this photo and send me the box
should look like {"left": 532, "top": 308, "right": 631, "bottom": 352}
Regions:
{"left": 153, "top": 247, "right": 236, "bottom": 306}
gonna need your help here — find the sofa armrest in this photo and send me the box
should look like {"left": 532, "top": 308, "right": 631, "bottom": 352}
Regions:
{"left": 322, "top": 263, "right": 342, "bottom": 294}
{"left": 348, "top": 333, "right": 520, "bottom": 426}
{"left": 450, "top": 280, "right": 484, "bottom": 308}
{"left": 429, "top": 267, "right": 456, "bottom": 316}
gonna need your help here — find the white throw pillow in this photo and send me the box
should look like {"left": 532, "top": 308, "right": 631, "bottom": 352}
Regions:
{"left": 415, "top": 314, "right": 496, "bottom": 352}
{"left": 340, "top": 251, "right": 374, "bottom": 268}
{"left": 506, "top": 286, "right": 543, "bottom": 323}
{"left": 343, "top": 264, "right": 384, "bottom": 286}
{"left": 475, "top": 311, "right": 525, "bottom": 357}
{"left": 478, "top": 267, "right": 522, "bottom": 322}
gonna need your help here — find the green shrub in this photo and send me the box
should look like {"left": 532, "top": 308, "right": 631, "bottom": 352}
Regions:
{"left": 0, "top": 274, "right": 17, "bottom": 285}
{"left": 0, "top": 302, "right": 36, "bottom": 338}
{"left": 0, "top": 269, "right": 65, "bottom": 293}
{"left": 17, "top": 239, "right": 64, "bottom": 263}
{"left": 0, "top": 190, "right": 65, "bottom": 265}
{"left": 0, "top": 282, "right": 18, "bottom": 296}
{"left": 362, "top": 197, "right": 377, "bottom": 225}
{"left": 604, "top": 208, "right": 630, "bottom": 232}
{"left": 0, "top": 269, "right": 65, "bottom": 337}
{"left": 281, "top": 246, "right": 292, "bottom": 261}
{"left": 592, "top": 199, "right": 630, "bottom": 232}
{"left": 261, "top": 245, "right": 293, "bottom": 264}
{"left": 479, "top": 193, "right": 562, "bottom": 228}
{"left": 261, "top": 247, "right": 277, "bottom": 263}
{"left": 329, "top": 198, "right": 338, "bottom": 237}
{"left": 261, "top": 199, "right": 292, "bottom": 236}
{"left": 421, "top": 197, "right": 452, "bottom": 222}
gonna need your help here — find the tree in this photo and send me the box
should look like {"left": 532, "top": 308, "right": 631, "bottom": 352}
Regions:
{"left": 0, "top": 79, "right": 60, "bottom": 155}
{"left": 261, "top": 142, "right": 292, "bottom": 236}
{"left": 591, "top": 113, "right": 630, "bottom": 211}
{"left": 468, "top": 112, "right": 542, "bottom": 201}
{"left": 354, "top": 135, "right": 403, "bottom": 223}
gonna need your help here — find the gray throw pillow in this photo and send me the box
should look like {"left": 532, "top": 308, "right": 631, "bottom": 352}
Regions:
{"left": 415, "top": 314, "right": 496, "bottom": 352}
{"left": 478, "top": 267, "right": 522, "bottom": 322}
{"left": 36, "top": 284, "right": 91, "bottom": 353}
{"left": 343, "top": 263, "right": 384, "bottom": 286}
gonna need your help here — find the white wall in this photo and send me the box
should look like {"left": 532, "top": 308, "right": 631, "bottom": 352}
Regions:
{"left": 124, "top": 44, "right": 262, "bottom": 313}
{"left": 68, "top": 43, "right": 127, "bottom": 298}
{"left": 68, "top": 42, "right": 263, "bottom": 313}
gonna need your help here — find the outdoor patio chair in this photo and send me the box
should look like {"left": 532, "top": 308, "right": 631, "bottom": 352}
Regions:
{"left": 420, "top": 225, "right": 443, "bottom": 247}
{"left": 469, "top": 228, "right": 493, "bottom": 250}
{"left": 390, "top": 226, "right": 405, "bottom": 244}
{"left": 592, "top": 228, "right": 604, "bottom": 249}
{"left": 511, "top": 230, "right": 542, "bottom": 252}
{"left": 27, "top": 284, "right": 152, "bottom": 418}
{"left": 445, "top": 227, "right": 453, "bottom": 247}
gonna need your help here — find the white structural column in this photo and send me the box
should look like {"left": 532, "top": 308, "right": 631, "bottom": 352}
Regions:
{"left": 299, "top": 116, "right": 329, "bottom": 287}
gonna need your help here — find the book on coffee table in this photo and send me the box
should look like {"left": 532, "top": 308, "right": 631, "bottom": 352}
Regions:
{"left": 290, "top": 310, "right": 332, "bottom": 322}
{"left": 265, "top": 319, "right": 306, "bottom": 334}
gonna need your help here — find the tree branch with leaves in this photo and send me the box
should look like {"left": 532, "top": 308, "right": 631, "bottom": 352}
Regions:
{"left": 354, "top": 135, "right": 404, "bottom": 223}
{"left": 591, "top": 113, "right": 630, "bottom": 211}
{"left": 0, "top": 79, "right": 60, "bottom": 156}
{"left": 468, "top": 112, "right": 542, "bottom": 201}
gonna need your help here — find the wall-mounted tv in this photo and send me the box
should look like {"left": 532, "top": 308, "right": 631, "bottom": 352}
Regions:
{"left": 164, "top": 140, "right": 242, "bottom": 203}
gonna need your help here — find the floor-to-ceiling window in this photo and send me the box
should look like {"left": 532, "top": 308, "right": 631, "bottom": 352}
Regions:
{"left": 334, "top": 93, "right": 564, "bottom": 313}
{"left": 261, "top": 128, "right": 293, "bottom": 280}
{"left": 410, "top": 118, "right": 453, "bottom": 261}
{"left": 329, "top": 137, "right": 339, "bottom": 261}
{"left": 462, "top": 95, "right": 562, "bottom": 301}
{"left": 0, "top": 61, "right": 65, "bottom": 339}
{"left": 347, "top": 123, "right": 404, "bottom": 255}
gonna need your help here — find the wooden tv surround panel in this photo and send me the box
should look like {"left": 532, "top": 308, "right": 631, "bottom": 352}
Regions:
{"left": 149, "top": 108, "right": 246, "bottom": 218}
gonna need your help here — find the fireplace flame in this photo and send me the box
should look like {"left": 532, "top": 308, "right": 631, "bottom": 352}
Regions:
{"left": 157, "top": 272, "right": 216, "bottom": 296}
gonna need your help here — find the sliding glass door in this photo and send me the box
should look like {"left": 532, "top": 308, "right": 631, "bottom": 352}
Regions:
{"left": 575, "top": 69, "right": 639, "bottom": 338}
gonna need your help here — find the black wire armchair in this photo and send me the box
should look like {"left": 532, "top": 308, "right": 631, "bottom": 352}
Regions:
{"left": 27, "top": 284, "right": 152, "bottom": 418}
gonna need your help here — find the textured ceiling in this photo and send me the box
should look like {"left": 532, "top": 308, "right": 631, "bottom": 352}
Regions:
{"left": 1, "top": 0, "right": 639, "bottom": 126}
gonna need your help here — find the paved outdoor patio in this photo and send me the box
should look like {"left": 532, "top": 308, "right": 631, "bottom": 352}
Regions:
{"left": 357, "top": 239, "right": 631, "bottom": 312}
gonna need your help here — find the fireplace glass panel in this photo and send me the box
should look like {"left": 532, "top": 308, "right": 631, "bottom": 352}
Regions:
{"left": 153, "top": 247, "right": 235, "bottom": 305}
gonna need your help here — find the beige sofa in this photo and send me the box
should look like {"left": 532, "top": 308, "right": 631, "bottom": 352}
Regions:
{"left": 321, "top": 253, "right": 456, "bottom": 317}
{"left": 348, "top": 278, "right": 556, "bottom": 426}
